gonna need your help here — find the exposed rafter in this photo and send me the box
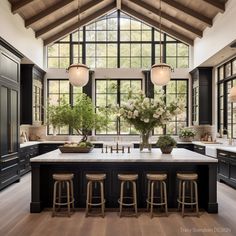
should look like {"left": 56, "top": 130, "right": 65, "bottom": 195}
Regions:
{"left": 121, "top": 4, "right": 193, "bottom": 45}
{"left": 11, "top": 0, "right": 35, "bottom": 14}
{"left": 130, "top": 0, "right": 202, "bottom": 38}
{"left": 44, "top": 2, "right": 117, "bottom": 46}
{"left": 203, "top": 0, "right": 225, "bottom": 12}
{"left": 25, "top": 0, "right": 74, "bottom": 28}
{"left": 162, "top": 0, "right": 212, "bottom": 26}
{"left": 36, "top": 0, "right": 104, "bottom": 38}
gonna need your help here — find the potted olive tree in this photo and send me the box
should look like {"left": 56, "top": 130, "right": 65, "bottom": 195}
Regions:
{"left": 156, "top": 135, "right": 177, "bottom": 154}
{"left": 47, "top": 93, "right": 109, "bottom": 151}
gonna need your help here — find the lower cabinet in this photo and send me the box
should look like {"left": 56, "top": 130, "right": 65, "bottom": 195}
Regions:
{"left": 217, "top": 150, "right": 236, "bottom": 189}
{"left": 193, "top": 144, "right": 205, "bottom": 155}
{"left": 19, "top": 145, "right": 39, "bottom": 176}
{"left": 0, "top": 153, "right": 20, "bottom": 190}
{"left": 177, "top": 143, "right": 194, "bottom": 151}
{"left": 39, "top": 143, "right": 61, "bottom": 155}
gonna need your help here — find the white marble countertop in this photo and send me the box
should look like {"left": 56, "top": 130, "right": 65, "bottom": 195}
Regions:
{"left": 30, "top": 148, "right": 217, "bottom": 163}
{"left": 216, "top": 146, "right": 236, "bottom": 152}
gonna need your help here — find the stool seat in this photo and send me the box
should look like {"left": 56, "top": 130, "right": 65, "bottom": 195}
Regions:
{"left": 118, "top": 174, "right": 138, "bottom": 181}
{"left": 177, "top": 173, "right": 198, "bottom": 181}
{"left": 86, "top": 174, "right": 106, "bottom": 181}
{"left": 53, "top": 173, "right": 74, "bottom": 181}
{"left": 147, "top": 173, "right": 167, "bottom": 181}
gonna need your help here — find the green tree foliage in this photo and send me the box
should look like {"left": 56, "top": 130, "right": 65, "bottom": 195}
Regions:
{"left": 47, "top": 93, "right": 109, "bottom": 141}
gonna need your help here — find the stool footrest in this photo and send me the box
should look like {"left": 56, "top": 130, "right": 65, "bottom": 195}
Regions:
{"left": 87, "top": 200, "right": 106, "bottom": 207}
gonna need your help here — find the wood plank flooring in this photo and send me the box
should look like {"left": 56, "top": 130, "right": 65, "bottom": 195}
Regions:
{"left": 0, "top": 174, "right": 236, "bottom": 236}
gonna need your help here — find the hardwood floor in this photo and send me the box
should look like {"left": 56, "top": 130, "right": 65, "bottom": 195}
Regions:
{"left": 0, "top": 174, "right": 235, "bottom": 236}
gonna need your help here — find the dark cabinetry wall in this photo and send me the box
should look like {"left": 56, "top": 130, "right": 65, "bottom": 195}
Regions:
{"left": 20, "top": 64, "right": 45, "bottom": 125}
{"left": 191, "top": 67, "right": 212, "bottom": 125}
{"left": 0, "top": 39, "right": 22, "bottom": 190}
{"left": 217, "top": 150, "right": 236, "bottom": 189}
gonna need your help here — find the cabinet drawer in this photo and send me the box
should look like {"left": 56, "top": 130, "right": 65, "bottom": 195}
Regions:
{"left": 218, "top": 151, "right": 229, "bottom": 158}
{"left": 194, "top": 145, "right": 205, "bottom": 155}
{"left": 229, "top": 160, "right": 236, "bottom": 182}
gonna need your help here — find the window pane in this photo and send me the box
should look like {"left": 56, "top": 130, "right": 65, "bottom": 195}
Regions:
{"left": 166, "top": 44, "right": 176, "bottom": 57}
{"left": 59, "top": 44, "right": 69, "bottom": 57}
{"left": 178, "top": 43, "right": 188, "bottom": 56}
{"left": 120, "top": 44, "right": 130, "bottom": 56}
{"left": 48, "top": 58, "right": 59, "bottom": 68}
{"left": 48, "top": 44, "right": 58, "bottom": 57}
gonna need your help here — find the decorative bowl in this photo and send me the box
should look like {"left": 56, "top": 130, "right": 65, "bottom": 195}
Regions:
{"left": 58, "top": 146, "right": 93, "bottom": 153}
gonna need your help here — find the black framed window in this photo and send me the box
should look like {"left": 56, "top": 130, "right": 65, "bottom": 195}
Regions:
{"left": 154, "top": 79, "right": 188, "bottom": 135}
{"left": 47, "top": 79, "right": 82, "bottom": 135}
{"left": 47, "top": 10, "right": 189, "bottom": 69}
{"left": 95, "top": 79, "right": 142, "bottom": 135}
{"left": 217, "top": 57, "right": 236, "bottom": 138}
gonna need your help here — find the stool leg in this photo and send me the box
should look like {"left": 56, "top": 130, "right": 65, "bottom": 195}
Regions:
{"left": 100, "top": 181, "right": 105, "bottom": 218}
{"left": 132, "top": 181, "right": 138, "bottom": 217}
{"left": 190, "top": 181, "right": 193, "bottom": 211}
{"left": 178, "top": 180, "right": 182, "bottom": 211}
{"left": 162, "top": 181, "right": 168, "bottom": 216}
{"left": 52, "top": 181, "right": 58, "bottom": 217}
{"left": 66, "top": 181, "right": 70, "bottom": 217}
{"left": 147, "top": 180, "right": 150, "bottom": 211}
{"left": 58, "top": 181, "right": 61, "bottom": 211}
{"left": 160, "top": 181, "right": 163, "bottom": 210}
{"left": 69, "top": 180, "right": 74, "bottom": 211}
{"left": 89, "top": 182, "right": 93, "bottom": 210}
{"left": 150, "top": 181, "right": 154, "bottom": 218}
{"left": 182, "top": 181, "right": 186, "bottom": 217}
{"left": 194, "top": 181, "right": 199, "bottom": 217}
{"left": 119, "top": 181, "right": 124, "bottom": 217}
{"left": 86, "top": 181, "right": 91, "bottom": 217}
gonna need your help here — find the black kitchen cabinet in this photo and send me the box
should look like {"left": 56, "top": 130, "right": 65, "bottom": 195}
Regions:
{"left": 19, "top": 145, "right": 39, "bottom": 176}
{"left": 193, "top": 144, "right": 205, "bottom": 155}
{"left": 0, "top": 38, "right": 22, "bottom": 190}
{"left": 20, "top": 64, "right": 45, "bottom": 125}
{"left": 177, "top": 143, "right": 194, "bottom": 151}
{"left": 190, "top": 67, "right": 212, "bottom": 125}
{"left": 39, "top": 143, "right": 61, "bottom": 155}
{"left": 217, "top": 150, "right": 236, "bottom": 189}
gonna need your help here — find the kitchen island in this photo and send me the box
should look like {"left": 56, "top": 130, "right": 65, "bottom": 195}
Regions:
{"left": 30, "top": 148, "right": 218, "bottom": 213}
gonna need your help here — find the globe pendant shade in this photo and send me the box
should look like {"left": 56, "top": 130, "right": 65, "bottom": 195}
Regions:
{"left": 151, "top": 63, "right": 171, "bottom": 86}
{"left": 229, "top": 86, "right": 236, "bottom": 102}
{"left": 68, "top": 63, "right": 89, "bottom": 87}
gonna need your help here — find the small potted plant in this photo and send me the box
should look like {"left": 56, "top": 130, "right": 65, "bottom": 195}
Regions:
{"left": 179, "top": 127, "right": 196, "bottom": 142}
{"left": 156, "top": 135, "right": 177, "bottom": 154}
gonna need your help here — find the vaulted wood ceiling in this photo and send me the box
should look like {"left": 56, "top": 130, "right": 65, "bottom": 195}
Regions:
{"left": 8, "top": 0, "right": 228, "bottom": 46}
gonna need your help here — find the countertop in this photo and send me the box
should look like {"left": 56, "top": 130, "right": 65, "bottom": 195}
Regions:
{"left": 30, "top": 148, "right": 217, "bottom": 163}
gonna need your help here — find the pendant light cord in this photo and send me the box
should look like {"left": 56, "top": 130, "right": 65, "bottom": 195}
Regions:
{"left": 159, "top": 0, "right": 162, "bottom": 64}
{"left": 78, "top": 0, "right": 80, "bottom": 64}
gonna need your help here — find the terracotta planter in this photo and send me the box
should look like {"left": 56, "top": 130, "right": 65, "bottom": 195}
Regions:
{"left": 160, "top": 146, "right": 173, "bottom": 154}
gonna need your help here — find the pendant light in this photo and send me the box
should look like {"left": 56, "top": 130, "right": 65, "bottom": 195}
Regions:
{"left": 151, "top": 0, "right": 172, "bottom": 86}
{"left": 67, "top": 0, "right": 89, "bottom": 87}
{"left": 229, "top": 86, "right": 236, "bottom": 102}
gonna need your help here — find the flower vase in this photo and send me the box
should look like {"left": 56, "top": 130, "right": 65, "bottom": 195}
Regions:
{"left": 140, "top": 131, "right": 152, "bottom": 152}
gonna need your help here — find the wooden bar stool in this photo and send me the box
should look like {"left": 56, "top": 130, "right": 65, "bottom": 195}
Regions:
{"left": 177, "top": 173, "right": 199, "bottom": 217}
{"left": 146, "top": 173, "right": 168, "bottom": 218}
{"left": 118, "top": 174, "right": 138, "bottom": 217}
{"left": 52, "top": 173, "right": 74, "bottom": 217}
{"left": 85, "top": 173, "right": 106, "bottom": 217}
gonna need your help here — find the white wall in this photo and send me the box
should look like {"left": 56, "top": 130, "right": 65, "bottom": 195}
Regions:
{"left": 193, "top": 0, "right": 236, "bottom": 68}
{"left": 0, "top": 0, "right": 44, "bottom": 68}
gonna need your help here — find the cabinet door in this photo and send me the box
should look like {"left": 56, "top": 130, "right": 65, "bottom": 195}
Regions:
{"left": 10, "top": 89, "right": 18, "bottom": 153}
{"left": 0, "top": 86, "right": 9, "bottom": 156}
{"left": 218, "top": 158, "right": 229, "bottom": 179}
{"left": 229, "top": 160, "right": 236, "bottom": 182}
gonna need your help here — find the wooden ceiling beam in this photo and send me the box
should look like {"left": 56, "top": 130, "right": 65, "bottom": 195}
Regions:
{"left": 121, "top": 4, "right": 193, "bottom": 45}
{"left": 25, "top": 0, "right": 74, "bottom": 28}
{"left": 162, "top": 0, "right": 212, "bottom": 27}
{"left": 36, "top": 0, "right": 104, "bottom": 38}
{"left": 11, "top": 0, "right": 35, "bottom": 14}
{"left": 203, "top": 0, "right": 225, "bottom": 13}
{"left": 130, "top": 0, "right": 202, "bottom": 37}
{"left": 44, "top": 2, "right": 116, "bottom": 46}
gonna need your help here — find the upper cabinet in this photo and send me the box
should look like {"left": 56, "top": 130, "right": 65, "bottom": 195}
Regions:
{"left": 190, "top": 67, "right": 212, "bottom": 125}
{"left": 20, "top": 64, "right": 45, "bottom": 125}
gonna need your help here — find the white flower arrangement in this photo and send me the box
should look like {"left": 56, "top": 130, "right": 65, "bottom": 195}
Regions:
{"left": 119, "top": 89, "right": 184, "bottom": 133}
